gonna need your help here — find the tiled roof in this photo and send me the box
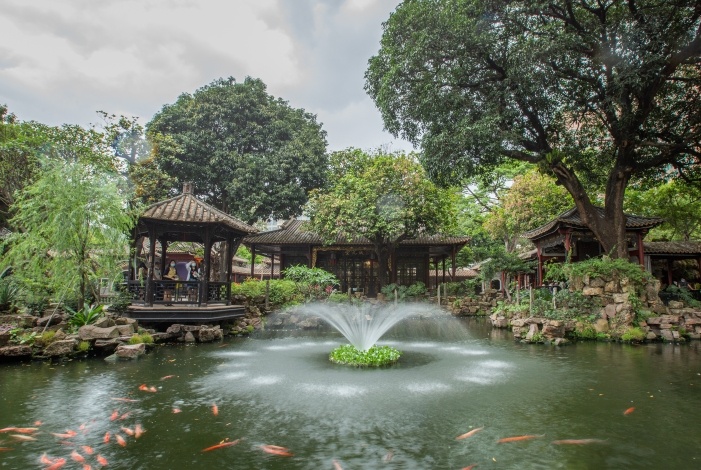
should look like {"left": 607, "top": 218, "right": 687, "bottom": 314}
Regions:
{"left": 244, "top": 219, "right": 470, "bottom": 247}
{"left": 523, "top": 207, "right": 663, "bottom": 240}
{"left": 141, "top": 186, "right": 257, "bottom": 234}
{"left": 644, "top": 241, "right": 701, "bottom": 255}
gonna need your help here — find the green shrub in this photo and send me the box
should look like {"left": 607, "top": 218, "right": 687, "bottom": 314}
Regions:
{"left": 282, "top": 265, "right": 339, "bottom": 300}
{"left": 231, "top": 279, "right": 302, "bottom": 307}
{"left": 0, "top": 279, "right": 20, "bottom": 311}
{"left": 128, "top": 333, "right": 153, "bottom": 345}
{"left": 381, "top": 281, "right": 428, "bottom": 301}
{"left": 546, "top": 256, "right": 651, "bottom": 287}
{"left": 621, "top": 326, "right": 646, "bottom": 342}
{"left": 108, "top": 288, "right": 133, "bottom": 316}
{"left": 35, "top": 331, "right": 57, "bottom": 347}
{"left": 663, "top": 285, "right": 701, "bottom": 308}
{"left": 329, "top": 344, "right": 401, "bottom": 367}
{"left": 66, "top": 304, "right": 104, "bottom": 328}
{"left": 10, "top": 329, "right": 37, "bottom": 345}
{"left": 328, "top": 292, "right": 351, "bottom": 303}
{"left": 574, "top": 325, "right": 598, "bottom": 340}
{"left": 77, "top": 341, "right": 91, "bottom": 352}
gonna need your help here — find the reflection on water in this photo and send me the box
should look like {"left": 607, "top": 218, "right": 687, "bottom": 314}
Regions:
{"left": 0, "top": 317, "right": 699, "bottom": 469}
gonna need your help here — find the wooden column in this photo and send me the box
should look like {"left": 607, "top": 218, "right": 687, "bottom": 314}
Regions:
{"left": 146, "top": 227, "right": 157, "bottom": 306}
{"left": 200, "top": 228, "right": 213, "bottom": 306}
{"left": 271, "top": 253, "right": 276, "bottom": 280}
{"left": 667, "top": 258, "right": 674, "bottom": 286}
{"left": 451, "top": 245, "right": 457, "bottom": 279}
{"left": 225, "top": 235, "right": 234, "bottom": 305}
{"left": 250, "top": 245, "right": 256, "bottom": 278}
{"left": 442, "top": 256, "right": 446, "bottom": 284}
{"left": 536, "top": 242, "right": 544, "bottom": 286}
{"left": 637, "top": 232, "right": 645, "bottom": 267}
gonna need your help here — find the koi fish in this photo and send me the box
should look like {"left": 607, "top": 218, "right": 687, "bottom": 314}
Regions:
{"left": 12, "top": 427, "right": 39, "bottom": 434}
{"left": 10, "top": 433, "right": 37, "bottom": 441}
{"left": 0, "top": 447, "right": 13, "bottom": 452}
{"left": 332, "top": 460, "right": 343, "bottom": 470}
{"left": 96, "top": 454, "right": 108, "bottom": 466}
{"left": 119, "top": 412, "right": 131, "bottom": 420}
{"left": 461, "top": 465, "right": 477, "bottom": 470}
{"left": 70, "top": 450, "right": 85, "bottom": 463}
{"left": 83, "top": 465, "right": 92, "bottom": 470}
{"left": 212, "top": 404, "right": 219, "bottom": 416}
{"left": 103, "top": 431, "right": 111, "bottom": 443}
{"left": 0, "top": 427, "right": 20, "bottom": 433}
{"left": 134, "top": 424, "right": 144, "bottom": 439}
{"left": 456, "top": 426, "right": 484, "bottom": 440}
{"left": 260, "top": 444, "right": 293, "bottom": 457}
{"left": 34, "top": 421, "right": 43, "bottom": 426}
{"left": 161, "top": 375, "right": 176, "bottom": 380}
{"left": 51, "top": 430, "right": 77, "bottom": 439}
{"left": 552, "top": 439, "right": 606, "bottom": 445}
{"left": 109, "top": 410, "right": 119, "bottom": 421}
{"left": 138, "top": 384, "right": 157, "bottom": 392}
{"left": 45, "top": 458, "right": 67, "bottom": 470}
{"left": 172, "top": 408, "right": 182, "bottom": 414}
{"left": 201, "top": 438, "right": 241, "bottom": 452}
{"left": 121, "top": 427, "right": 135, "bottom": 437}
{"left": 111, "top": 397, "right": 138, "bottom": 403}
{"left": 41, "top": 453, "right": 54, "bottom": 465}
{"left": 115, "top": 434, "right": 127, "bottom": 447}
{"left": 79, "top": 423, "right": 87, "bottom": 431}
{"left": 624, "top": 407, "right": 635, "bottom": 415}
{"left": 498, "top": 434, "right": 543, "bottom": 443}
{"left": 82, "top": 445, "right": 94, "bottom": 455}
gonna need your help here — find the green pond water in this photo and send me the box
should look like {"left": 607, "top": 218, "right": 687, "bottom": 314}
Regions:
{"left": 1, "top": 315, "right": 700, "bottom": 469}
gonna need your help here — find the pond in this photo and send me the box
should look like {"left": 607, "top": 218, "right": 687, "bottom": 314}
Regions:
{"left": 1, "top": 314, "right": 700, "bottom": 469}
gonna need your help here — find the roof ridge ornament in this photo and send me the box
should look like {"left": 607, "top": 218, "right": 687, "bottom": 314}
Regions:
{"left": 183, "top": 182, "right": 194, "bottom": 194}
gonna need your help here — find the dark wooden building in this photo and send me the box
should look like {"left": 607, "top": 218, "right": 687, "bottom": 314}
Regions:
{"left": 244, "top": 219, "right": 470, "bottom": 297}
{"left": 522, "top": 207, "right": 663, "bottom": 286}
{"left": 126, "top": 183, "right": 257, "bottom": 322}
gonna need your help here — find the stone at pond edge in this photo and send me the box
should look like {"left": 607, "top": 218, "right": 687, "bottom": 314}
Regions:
{"left": 198, "top": 327, "right": 223, "bottom": 343}
{"left": 78, "top": 325, "right": 120, "bottom": 341}
{"left": 37, "top": 314, "right": 63, "bottom": 328}
{"left": 115, "top": 343, "right": 146, "bottom": 359}
{"left": 94, "top": 338, "right": 120, "bottom": 353}
{"left": 0, "top": 345, "right": 32, "bottom": 357}
{"left": 43, "top": 339, "right": 77, "bottom": 357}
{"left": 183, "top": 331, "right": 196, "bottom": 343}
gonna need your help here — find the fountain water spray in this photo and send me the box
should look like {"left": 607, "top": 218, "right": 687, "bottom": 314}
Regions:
{"left": 300, "top": 302, "right": 437, "bottom": 351}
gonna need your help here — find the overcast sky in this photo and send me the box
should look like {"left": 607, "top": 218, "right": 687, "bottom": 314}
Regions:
{"left": 0, "top": 0, "right": 413, "bottom": 153}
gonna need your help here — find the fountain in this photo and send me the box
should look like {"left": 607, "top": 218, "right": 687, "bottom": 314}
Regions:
{"left": 298, "top": 301, "right": 438, "bottom": 366}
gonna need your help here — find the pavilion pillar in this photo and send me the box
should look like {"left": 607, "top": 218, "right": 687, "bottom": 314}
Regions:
{"left": 451, "top": 245, "right": 457, "bottom": 279}
{"left": 442, "top": 256, "right": 446, "bottom": 284}
{"left": 146, "top": 227, "right": 157, "bottom": 306}
{"left": 271, "top": 253, "right": 276, "bottom": 280}
{"left": 536, "top": 243, "right": 544, "bottom": 286}
{"left": 434, "top": 258, "right": 439, "bottom": 292}
{"left": 637, "top": 232, "right": 645, "bottom": 267}
{"left": 159, "top": 236, "right": 168, "bottom": 278}
{"left": 200, "top": 228, "right": 213, "bottom": 306}
{"left": 667, "top": 258, "right": 674, "bottom": 286}
{"left": 250, "top": 245, "right": 256, "bottom": 278}
{"left": 225, "top": 235, "right": 234, "bottom": 305}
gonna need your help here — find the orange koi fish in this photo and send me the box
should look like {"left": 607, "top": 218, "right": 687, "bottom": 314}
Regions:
{"left": 83, "top": 465, "right": 92, "bottom": 470}
{"left": 118, "top": 412, "right": 131, "bottom": 421}
{"left": 456, "top": 426, "right": 484, "bottom": 440}
{"left": 212, "top": 404, "right": 219, "bottom": 416}
{"left": 332, "top": 460, "right": 343, "bottom": 470}
{"left": 461, "top": 465, "right": 477, "bottom": 470}
{"left": 51, "top": 430, "right": 76, "bottom": 439}
{"left": 0, "top": 447, "right": 13, "bottom": 452}
{"left": 0, "top": 427, "right": 17, "bottom": 432}
{"left": 134, "top": 424, "right": 144, "bottom": 439}
{"left": 41, "top": 453, "right": 54, "bottom": 465}
{"left": 34, "top": 421, "right": 43, "bottom": 426}
{"left": 138, "top": 384, "right": 148, "bottom": 391}
{"left": 10, "top": 434, "right": 37, "bottom": 441}
{"left": 201, "top": 438, "right": 241, "bottom": 452}
{"left": 120, "top": 427, "right": 134, "bottom": 437}
{"left": 498, "top": 434, "right": 543, "bottom": 443}
{"left": 79, "top": 423, "right": 87, "bottom": 431}
{"left": 552, "top": 439, "right": 606, "bottom": 445}
{"left": 115, "top": 434, "right": 127, "bottom": 447}
{"left": 260, "top": 444, "right": 294, "bottom": 457}
{"left": 109, "top": 410, "right": 119, "bottom": 421}
{"left": 103, "top": 431, "right": 111, "bottom": 443}
{"left": 96, "top": 454, "right": 108, "bottom": 466}
{"left": 82, "top": 445, "right": 94, "bottom": 455}
{"left": 161, "top": 375, "right": 176, "bottom": 380}
{"left": 172, "top": 408, "right": 182, "bottom": 414}
{"left": 12, "top": 427, "right": 39, "bottom": 434}
{"left": 624, "top": 407, "right": 635, "bottom": 415}
{"left": 45, "top": 458, "right": 67, "bottom": 470}
{"left": 70, "top": 450, "right": 85, "bottom": 463}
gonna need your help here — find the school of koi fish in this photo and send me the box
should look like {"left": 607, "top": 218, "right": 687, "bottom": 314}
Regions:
{"left": 0, "top": 376, "right": 636, "bottom": 470}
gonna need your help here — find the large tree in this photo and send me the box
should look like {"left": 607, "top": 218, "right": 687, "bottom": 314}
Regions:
{"left": 366, "top": 0, "right": 701, "bottom": 259}
{"left": 144, "top": 77, "right": 329, "bottom": 223}
{"left": 305, "top": 148, "right": 457, "bottom": 289}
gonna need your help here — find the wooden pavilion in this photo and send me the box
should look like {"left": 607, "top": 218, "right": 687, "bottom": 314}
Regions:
{"left": 521, "top": 207, "right": 663, "bottom": 286}
{"left": 126, "top": 183, "right": 257, "bottom": 322}
{"left": 244, "top": 219, "right": 470, "bottom": 297}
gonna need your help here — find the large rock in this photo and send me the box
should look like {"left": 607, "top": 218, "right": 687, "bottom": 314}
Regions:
{"left": 78, "top": 325, "right": 120, "bottom": 341}
{"left": 114, "top": 316, "right": 138, "bottom": 327}
{"left": 593, "top": 318, "right": 610, "bottom": 333}
{"left": 17, "top": 315, "right": 38, "bottom": 328}
{"left": 115, "top": 343, "right": 145, "bottom": 359}
{"left": 183, "top": 331, "right": 196, "bottom": 343}
{"left": 116, "top": 324, "right": 135, "bottom": 336}
{"left": 525, "top": 323, "right": 539, "bottom": 341}
{"left": 542, "top": 321, "right": 564, "bottom": 339}
{"left": 583, "top": 287, "right": 604, "bottom": 296}
{"left": 93, "top": 316, "right": 116, "bottom": 328}
{"left": 0, "top": 345, "right": 32, "bottom": 357}
{"left": 43, "top": 339, "right": 77, "bottom": 357}
{"left": 198, "top": 327, "right": 223, "bottom": 343}
{"left": 166, "top": 324, "right": 182, "bottom": 335}
{"left": 37, "top": 314, "right": 63, "bottom": 328}
{"left": 94, "top": 338, "right": 120, "bottom": 353}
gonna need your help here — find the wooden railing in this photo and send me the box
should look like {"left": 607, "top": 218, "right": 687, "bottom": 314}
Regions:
{"left": 126, "top": 280, "right": 232, "bottom": 306}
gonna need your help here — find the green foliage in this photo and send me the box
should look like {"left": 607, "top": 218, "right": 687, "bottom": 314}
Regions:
{"left": 66, "top": 304, "right": 104, "bottom": 328}
{"left": 10, "top": 328, "right": 37, "bottom": 345}
{"left": 107, "top": 288, "right": 133, "bottom": 316}
{"left": 231, "top": 279, "right": 302, "bottom": 307}
{"left": 329, "top": 344, "right": 401, "bottom": 367}
{"left": 77, "top": 341, "right": 91, "bottom": 353}
{"left": 442, "top": 281, "right": 479, "bottom": 297}
{"left": 663, "top": 285, "right": 701, "bottom": 308}
{"left": 3, "top": 157, "right": 135, "bottom": 310}
{"left": 306, "top": 149, "right": 458, "bottom": 288}
{"left": 282, "top": 265, "right": 338, "bottom": 301}
{"left": 545, "top": 257, "right": 651, "bottom": 287}
{"left": 327, "top": 292, "right": 352, "bottom": 304}
{"left": 145, "top": 76, "right": 328, "bottom": 223}
{"left": 36, "top": 330, "right": 56, "bottom": 346}
{"left": 381, "top": 282, "right": 427, "bottom": 300}
{"left": 22, "top": 292, "right": 50, "bottom": 315}
{"left": 128, "top": 333, "right": 153, "bottom": 345}
{"left": 621, "top": 327, "right": 646, "bottom": 343}
{"left": 235, "top": 245, "right": 262, "bottom": 265}
{"left": 366, "top": 0, "right": 701, "bottom": 258}
{"left": 573, "top": 325, "right": 598, "bottom": 341}
{"left": 0, "top": 278, "right": 20, "bottom": 311}
{"left": 479, "top": 252, "right": 534, "bottom": 283}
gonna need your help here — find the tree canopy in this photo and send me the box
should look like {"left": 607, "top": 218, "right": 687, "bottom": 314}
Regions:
{"left": 366, "top": 0, "right": 701, "bottom": 258}
{"left": 143, "top": 76, "right": 329, "bottom": 223}
{"left": 305, "top": 148, "right": 457, "bottom": 288}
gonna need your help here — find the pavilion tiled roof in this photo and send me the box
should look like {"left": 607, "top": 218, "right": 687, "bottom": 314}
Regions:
{"left": 643, "top": 241, "right": 701, "bottom": 255}
{"left": 523, "top": 207, "right": 663, "bottom": 241}
{"left": 141, "top": 184, "right": 257, "bottom": 234}
{"left": 244, "top": 219, "right": 470, "bottom": 246}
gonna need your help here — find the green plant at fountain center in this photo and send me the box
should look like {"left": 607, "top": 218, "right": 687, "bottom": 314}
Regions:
{"left": 329, "top": 344, "right": 401, "bottom": 367}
